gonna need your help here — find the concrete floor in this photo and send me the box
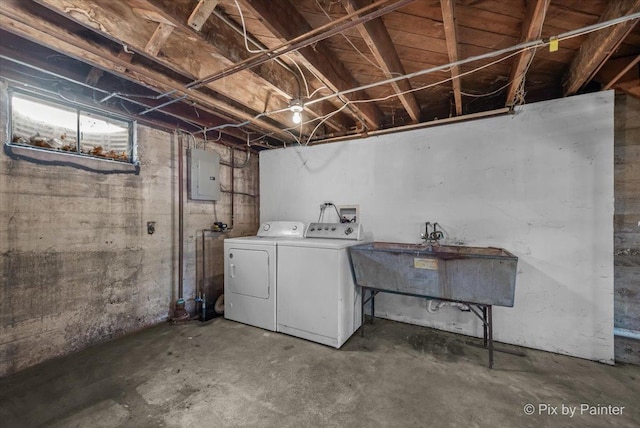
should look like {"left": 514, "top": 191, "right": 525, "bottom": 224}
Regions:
{"left": 1, "top": 318, "right": 638, "bottom": 428}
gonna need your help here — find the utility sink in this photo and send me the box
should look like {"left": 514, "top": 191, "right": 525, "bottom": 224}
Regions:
{"left": 369, "top": 242, "right": 513, "bottom": 258}
{"left": 349, "top": 242, "right": 518, "bottom": 307}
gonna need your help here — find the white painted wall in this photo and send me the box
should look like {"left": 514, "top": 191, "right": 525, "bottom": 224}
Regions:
{"left": 260, "top": 92, "right": 615, "bottom": 363}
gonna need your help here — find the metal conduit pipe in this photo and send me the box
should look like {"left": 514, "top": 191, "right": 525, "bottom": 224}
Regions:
{"left": 309, "top": 108, "right": 511, "bottom": 145}
{"left": 172, "top": 132, "right": 190, "bottom": 322}
{"left": 230, "top": 147, "right": 235, "bottom": 230}
{"left": 0, "top": 56, "right": 205, "bottom": 131}
{"left": 187, "top": 0, "right": 414, "bottom": 89}
{"left": 304, "top": 11, "right": 640, "bottom": 109}
{"left": 614, "top": 328, "right": 640, "bottom": 340}
{"left": 220, "top": 150, "right": 251, "bottom": 169}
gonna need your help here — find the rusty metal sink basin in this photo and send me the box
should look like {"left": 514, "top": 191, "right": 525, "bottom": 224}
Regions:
{"left": 349, "top": 242, "right": 518, "bottom": 307}
{"left": 370, "top": 242, "right": 512, "bottom": 258}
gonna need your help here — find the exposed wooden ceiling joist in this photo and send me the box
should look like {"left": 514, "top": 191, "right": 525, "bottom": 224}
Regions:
{"left": 344, "top": 0, "right": 421, "bottom": 123}
{"left": 32, "top": 0, "right": 305, "bottom": 139}
{"left": 0, "top": 38, "right": 245, "bottom": 142}
{"left": 0, "top": 0, "right": 292, "bottom": 142}
{"left": 128, "top": 0, "right": 348, "bottom": 134}
{"left": 603, "top": 54, "right": 640, "bottom": 89}
{"left": 239, "top": 0, "right": 386, "bottom": 130}
{"left": 188, "top": 0, "right": 220, "bottom": 32}
{"left": 440, "top": 0, "right": 462, "bottom": 116}
{"left": 144, "top": 22, "right": 175, "bottom": 56}
{"left": 563, "top": 0, "right": 640, "bottom": 96}
{"left": 505, "top": 0, "right": 549, "bottom": 107}
{"left": 1, "top": 0, "right": 639, "bottom": 147}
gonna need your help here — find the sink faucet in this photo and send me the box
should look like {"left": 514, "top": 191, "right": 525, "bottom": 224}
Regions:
{"left": 421, "top": 221, "right": 444, "bottom": 244}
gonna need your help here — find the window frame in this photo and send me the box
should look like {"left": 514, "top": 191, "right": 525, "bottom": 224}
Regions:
{"left": 8, "top": 87, "right": 137, "bottom": 164}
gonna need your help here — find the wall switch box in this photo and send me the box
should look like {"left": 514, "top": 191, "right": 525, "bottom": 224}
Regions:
{"left": 188, "top": 148, "right": 220, "bottom": 201}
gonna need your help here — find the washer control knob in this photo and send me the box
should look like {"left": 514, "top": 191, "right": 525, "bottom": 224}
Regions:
{"left": 292, "top": 225, "right": 297, "bottom": 230}
{"left": 345, "top": 227, "right": 353, "bottom": 235}
{"left": 263, "top": 224, "right": 271, "bottom": 231}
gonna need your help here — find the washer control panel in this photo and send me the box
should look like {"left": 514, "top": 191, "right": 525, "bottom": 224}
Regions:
{"left": 305, "top": 223, "right": 364, "bottom": 240}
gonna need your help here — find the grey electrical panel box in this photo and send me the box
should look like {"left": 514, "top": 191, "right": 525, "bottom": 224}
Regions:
{"left": 189, "top": 148, "right": 220, "bottom": 201}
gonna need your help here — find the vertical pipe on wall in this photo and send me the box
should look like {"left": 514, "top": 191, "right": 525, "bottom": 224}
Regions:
{"left": 178, "top": 133, "right": 184, "bottom": 299}
{"left": 230, "top": 148, "right": 235, "bottom": 230}
{"left": 172, "top": 132, "right": 189, "bottom": 322}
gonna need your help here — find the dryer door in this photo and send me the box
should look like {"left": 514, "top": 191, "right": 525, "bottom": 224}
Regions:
{"left": 227, "top": 248, "right": 270, "bottom": 299}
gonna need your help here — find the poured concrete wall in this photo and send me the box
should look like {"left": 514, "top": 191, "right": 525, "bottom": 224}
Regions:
{"left": 0, "top": 83, "right": 259, "bottom": 376}
{"left": 260, "top": 92, "right": 615, "bottom": 363}
{"left": 614, "top": 93, "right": 640, "bottom": 364}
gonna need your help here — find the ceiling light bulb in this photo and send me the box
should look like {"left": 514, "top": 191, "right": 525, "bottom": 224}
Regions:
{"left": 289, "top": 99, "right": 304, "bottom": 125}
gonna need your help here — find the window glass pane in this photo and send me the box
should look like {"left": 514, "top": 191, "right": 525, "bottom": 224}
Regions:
{"left": 11, "top": 93, "right": 78, "bottom": 152}
{"left": 80, "top": 112, "right": 130, "bottom": 161}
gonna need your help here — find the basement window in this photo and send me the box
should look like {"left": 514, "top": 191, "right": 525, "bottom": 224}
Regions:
{"left": 9, "top": 90, "right": 136, "bottom": 163}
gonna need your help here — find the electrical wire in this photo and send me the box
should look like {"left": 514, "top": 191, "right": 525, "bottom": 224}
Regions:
{"left": 199, "top": 11, "right": 640, "bottom": 145}
{"left": 284, "top": 54, "right": 310, "bottom": 98}
{"left": 234, "top": 0, "right": 309, "bottom": 100}
{"left": 228, "top": 47, "right": 529, "bottom": 144}
{"left": 308, "top": 85, "right": 330, "bottom": 98}
{"left": 234, "top": 0, "right": 263, "bottom": 54}
{"left": 305, "top": 102, "right": 351, "bottom": 144}
{"left": 196, "top": 44, "right": 544, "bottom": 143}
{"left": 305, "top": 11, "right": 640, "bottom": 109}
{"left": 314, "top": 0, "right": 385, "bottom": 73}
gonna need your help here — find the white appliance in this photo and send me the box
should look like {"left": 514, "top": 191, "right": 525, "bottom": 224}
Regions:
{"left": 224, "top": 221, "right": 304, "bottom": 331}
{"left": 276, "top": 222, "right": 366, "bottom": 348}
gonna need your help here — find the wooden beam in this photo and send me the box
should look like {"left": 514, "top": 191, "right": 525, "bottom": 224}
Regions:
{"left": 144, "top": 22, "right": 174, "bottom": 56}
{"left": 113, "top": 48, "right": 134, "bottom": 73}
{"left": 130, "top": 0, "right": 349, "bottom": 133}
{"left": 31, "top": 0, "right": 300, "bottom": 136}
{"left": 84, "top": 66, "right": 104, "bottom": 86}
{"left": 344, "top": 0, "right": 421, "bottom": 123}
{"left": 187, "top": 0, "right": 219, "bottom": 32}
{"left": 440, "top": 0, "right": 462, "bottom": 116}
{"left": 239, "top": 0, "right": 385, "bottom": 130}
{"left": 0, "top": 0, "right": 295, "bottom": 142}
{"left": 603, "top": 55, "right": 640, "bottom": 89}
{"left": 616, "top": 79, "right": 640, "bottom": 98}
{"left": 131, "top": 7, "right": 174, "bottom": 25}
{"left": 0, "top": 45, "right": 247, "bottom": 142}
{"left": 563, "top": 0, "right": 640, "bottom": 96}
{"left": 505, "top": 0, "right": 549, "bottom": 107}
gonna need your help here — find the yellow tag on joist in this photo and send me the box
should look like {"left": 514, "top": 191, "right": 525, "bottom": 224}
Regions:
{"left": 549, "top": 37, "right": 559, "bottom": 52}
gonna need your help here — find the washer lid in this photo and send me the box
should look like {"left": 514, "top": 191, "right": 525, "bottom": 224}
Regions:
{"left": 278, "top": 238, "right": 366, "bottom": 250}
{"left": 224, "top": 236, "right": 278, "bottom": 246}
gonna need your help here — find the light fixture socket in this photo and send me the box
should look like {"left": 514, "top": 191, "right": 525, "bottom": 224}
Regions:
{"left": 289, "top": 99, "right": 303, "bottom": 113}
{"left": 289, "top": 99, "right": 304, "bottom": 124}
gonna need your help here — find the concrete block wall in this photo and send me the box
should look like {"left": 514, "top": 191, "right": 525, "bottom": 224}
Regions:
{"left": 0, "top": 83, "right": 259, "bottom": 377}
{"left": 614, "top": 93, "right": 640, "bottom": 364}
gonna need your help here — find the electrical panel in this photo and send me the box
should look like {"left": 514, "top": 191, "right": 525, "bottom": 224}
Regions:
{"left": 189, "top": 148, "right": 220, "bottom": 201}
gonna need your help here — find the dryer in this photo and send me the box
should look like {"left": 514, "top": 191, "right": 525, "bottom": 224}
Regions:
{"left": 224, "top": 221, "right": 304, "bottom": 331}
